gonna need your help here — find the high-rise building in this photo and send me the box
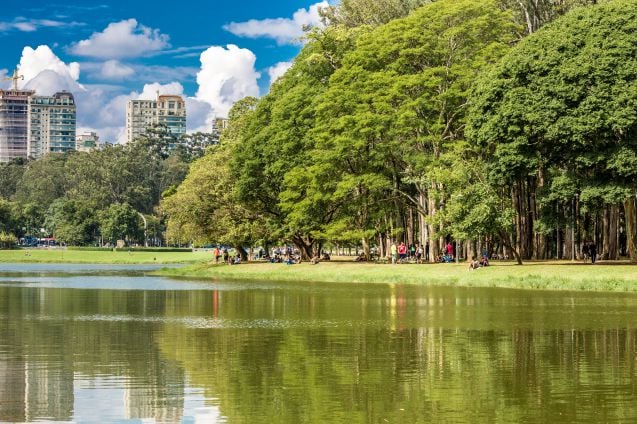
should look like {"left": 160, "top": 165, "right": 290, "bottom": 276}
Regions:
{"left": 0, "top": 88, "right": 35, "bottom": 162}
{"left": 75, "top": 131, "right": 101, "bottom": 152}
{"left": 28, "top": 91, "right": 77, "bottom": 158}
{"left": 126, "top": 94, "right": 186, "bottom": 144}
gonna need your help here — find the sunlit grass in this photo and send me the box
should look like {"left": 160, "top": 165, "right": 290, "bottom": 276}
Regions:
{"left": 0, "top": 248, "right": 211, "bottom": 264}
{"left": 157, "top": 259, "right": 637, "bottom": 293}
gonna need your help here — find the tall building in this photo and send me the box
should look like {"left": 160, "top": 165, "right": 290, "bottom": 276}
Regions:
{"left": 126, "top": 94, "right": 186, "bottom": 144}
{"left": 75, "top": 131, "right": 101, "bottom": 152}
{"left": 28, "top": 91, "right": 77, "bottom": 158}
{"left": 0, "top": 88, "right": 35, "bottom": 162}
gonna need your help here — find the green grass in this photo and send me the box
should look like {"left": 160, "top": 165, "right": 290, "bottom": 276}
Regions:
{"left": 156, "top": 259, "right": 637, "bottom": 293}
{"left": 0, "top": 248, "right": 211, "bottom": 264}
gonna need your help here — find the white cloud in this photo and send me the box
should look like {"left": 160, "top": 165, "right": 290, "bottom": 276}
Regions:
{"left": 195, "top": 45, "right": 260, "bottom": 118}
{"left": 136, "top": 81, "right": 184, "bottom": 100}
{"left": 223, "top": 1, "right": 328, "bottom": 45}
{"left": 268, "top": 61, "right": 293, "bottom": 84}
{"left": 69, "top": 18, "right": 170, "bottom": 59}
{"left": 19, "top": 45, "right": 80, "bottom": 83}
{"left": 0, "top": 18, "right": 83, "bottom": 33}
{"left": 100, "top": 60, "right": 134, "bottom": 79}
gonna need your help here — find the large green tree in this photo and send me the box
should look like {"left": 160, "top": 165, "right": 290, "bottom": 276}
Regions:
{"left": 467, "top": 0, "right": 637, "bottom": 260}
{"left": 284, "top": 0, "right": 519, "bottom": 258}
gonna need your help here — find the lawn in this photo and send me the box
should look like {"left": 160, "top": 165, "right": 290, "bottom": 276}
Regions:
{"left": 156, "top": 259, "right": 637, "bottom": 293}
{"left": 0, "top": 248, "right": 212, "bottom": 264}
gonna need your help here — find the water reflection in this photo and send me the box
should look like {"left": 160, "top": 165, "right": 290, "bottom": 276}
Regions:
{"left": 1, "top": 267, "right": 637, "bottom": 423}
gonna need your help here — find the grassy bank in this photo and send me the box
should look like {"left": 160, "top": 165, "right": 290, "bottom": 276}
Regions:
{"left": 156, "top": 259, "right": 637, "bottom": 293}
{"left": 0, "top": 248, "right": 211, "bottom": 264}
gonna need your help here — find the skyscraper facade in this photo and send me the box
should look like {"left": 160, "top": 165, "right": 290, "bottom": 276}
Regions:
{"left": 126, "top": 94, "right": 186, "bottom": 144}
{"left": 28, "top": 91, "right": 77, "bottom": 158}
{"left": 0, "top": 88, "right": 35, "bottom": 162}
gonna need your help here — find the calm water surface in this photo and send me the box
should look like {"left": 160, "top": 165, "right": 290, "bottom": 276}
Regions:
{"left": 1, "top": 263, "right": 637, "bottom": 423}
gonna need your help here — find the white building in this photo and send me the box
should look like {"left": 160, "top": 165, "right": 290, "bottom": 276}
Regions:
{"left": 75, "top": 131, "right": 101, "bottom": 152}
{"left": 126, "top": 94, "right": 186, "bottom": 144}
{"left": 28, "top": 91, "right": 76, "bottom": 158}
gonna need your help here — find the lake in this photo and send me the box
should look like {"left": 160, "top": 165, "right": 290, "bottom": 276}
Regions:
{"left": 1, "top": 263, "right": 636, "bottom": 423}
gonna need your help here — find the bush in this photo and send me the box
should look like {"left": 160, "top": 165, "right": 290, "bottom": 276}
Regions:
{"left": 0, "top": 231, "right": 17, "bottom": 249}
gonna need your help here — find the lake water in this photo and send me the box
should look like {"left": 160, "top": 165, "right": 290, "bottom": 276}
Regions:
{"left": 1, "top": 263, "right": 637, "bottom": 423}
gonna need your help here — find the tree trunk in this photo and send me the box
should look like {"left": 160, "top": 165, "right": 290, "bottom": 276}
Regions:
{"left": 292, "top": 234, "right": 314, "bottom": 260}
{"left": 602, "top": 205, "right": 620, "bottom": 260}
{"left": 500, "top": 230, "right": 523, "bottom": 265}
{"left": 427, "top": 189, "right": 439, "bottom": 262}
{"left": 625, "top": 195, "right": 637, "bottom": 262}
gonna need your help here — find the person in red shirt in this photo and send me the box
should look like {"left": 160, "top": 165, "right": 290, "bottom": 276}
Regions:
{"left": 398, "top": 242, "right": 408, "bottom": 263}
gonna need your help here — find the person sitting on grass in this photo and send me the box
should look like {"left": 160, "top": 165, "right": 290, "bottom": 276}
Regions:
{"left": 310, "top": 254, "right": 320, "bottom": 264}
{"left": 480, "top": 255, "right": 489, "bottom": 267}
{"left": 469, "top": 257, "right": 480, "bottom": 270}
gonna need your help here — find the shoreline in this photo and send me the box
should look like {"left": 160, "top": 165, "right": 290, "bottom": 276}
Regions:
{"left": 154, "top": 260, "right": 637, "bottom": 293}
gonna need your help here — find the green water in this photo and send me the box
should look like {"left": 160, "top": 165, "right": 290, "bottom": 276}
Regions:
{"left": 1, "top": 264, "right": 637, "bottom": 423}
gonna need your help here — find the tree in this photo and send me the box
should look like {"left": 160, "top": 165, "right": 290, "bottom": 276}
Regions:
{"left": 0, "top": 158, "right": 26, "bottom": 200}
{"left": 162, "top": 98, "right": 267, "bottom": 257}
{"left": 467, "top": 0, "right": 637, "bottom": 260}
{"left": 99, "top": 203, "right": 143, "bottom": 245}
{"left": 285, "top": 0, "right": 519, "bottom": 259}
{"left": 321, "top": 0, "right": 433, "bottom": 28}
{"left": 44, "top": 198, "right": 99, "bottom": 245}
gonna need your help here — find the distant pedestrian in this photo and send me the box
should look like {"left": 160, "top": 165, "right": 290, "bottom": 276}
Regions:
{"left": 425, "top": 242, "right": 430, "bottom": 262}
{"left": 589, "top": 241, "right": 597, "bottom": 264}
{"left": 398, "top": 242, "right": 407, "bottom": 263}
{"left": 391, "top": 242, "right": 398, "bottom": 264}
{"left": 222, "top": 247, "right": 229, "bottom": 264}
{"left": 213, "top": 247, "right": 221, "bottom": 264}
{"left": 446, "top": 242, "right": 453, "bottom": 259}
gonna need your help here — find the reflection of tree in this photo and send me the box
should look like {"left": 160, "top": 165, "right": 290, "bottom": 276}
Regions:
{"left": 155, "top": 288, "right": 637, "bottom": 423}
{"left": 3, "top": 284, "right": 637, "bottom": 422}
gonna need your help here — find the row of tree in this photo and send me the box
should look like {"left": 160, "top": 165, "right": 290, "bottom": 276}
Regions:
{"left": 0, "top": 126, "right": 216, "bottom": 246}
{"left": 163, "top": 0, "right": 636, "bottom": 263}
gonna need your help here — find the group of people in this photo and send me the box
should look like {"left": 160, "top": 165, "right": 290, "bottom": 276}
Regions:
{"left": 212, "top": 246, "right": 241, "bottom": 265}
{"left": 582, "top": 241, "right": 597, "bottom": 264}
{"left": 469, "top": 255, "right": 490, "bottom": 270}
{"left": 390, "top": 241, "right": 431, "bottom": 264}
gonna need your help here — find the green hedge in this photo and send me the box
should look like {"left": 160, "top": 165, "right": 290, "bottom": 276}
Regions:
{"left": 66, "top": 247, "right": 193, "bottom": 253}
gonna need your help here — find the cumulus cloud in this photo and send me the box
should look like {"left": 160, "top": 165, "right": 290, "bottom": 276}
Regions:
{"left": 68, "top": 18, "right": 170, "bottom": 59}
{"left": 223, "top": 1, "right": 328, "bottom": 45}
{"left": 195, "top": 45, "right": 260, "bottom": 118}
{"left": 268, "top": 61, "right": 293, "bottom": 84}
{"left": 100, "top": 60, "right": 134, "bottom": 79}
{"left": 18, "top": 45, "right": 80, "bottom": 85}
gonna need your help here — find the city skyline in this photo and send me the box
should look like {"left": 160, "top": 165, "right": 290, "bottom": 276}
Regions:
{"left": 0, "top": 0, "right": 330, "bottom": 143}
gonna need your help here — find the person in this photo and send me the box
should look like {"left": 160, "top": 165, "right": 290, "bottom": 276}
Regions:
{"left": 589, "top": 241, "right": 597, "bottom": 264}
{"left": 480, "top": 254, "right": 490, "bottom": 267}
{"left": 310, "top": 254, "right": 320, "bottom": 264}
{"left": 469, "top": 256, "right": 480, "bottom": 270}
{"left": 409, "top": 244, "right": 416, "bottom": 259}
{"left": 582, "top": 242, "right": 590, "bottom": 263}
{"left": 398, "top": 242, "right": 407, "bottom": 263}
{"left": 446, "top": 242, "right": 453, "bottom": 259}
{"left": 213, "top": 246, "right": 220, "bottom": 264}
{"left": 222, "top": 247, "right": 229, "bottom": 264}
{"left": 391, "top": 242, "right": 398, "bottom": 264}
{"left": 425, "top": 242, "right": 430, "bottom": 262}
{"left": 416, "top": 244, "right": 423, "bottom": 264}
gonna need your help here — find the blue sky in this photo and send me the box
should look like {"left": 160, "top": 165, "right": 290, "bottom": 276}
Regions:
{"left": 0, "top": 0, "right": 329, "bottom": 142}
